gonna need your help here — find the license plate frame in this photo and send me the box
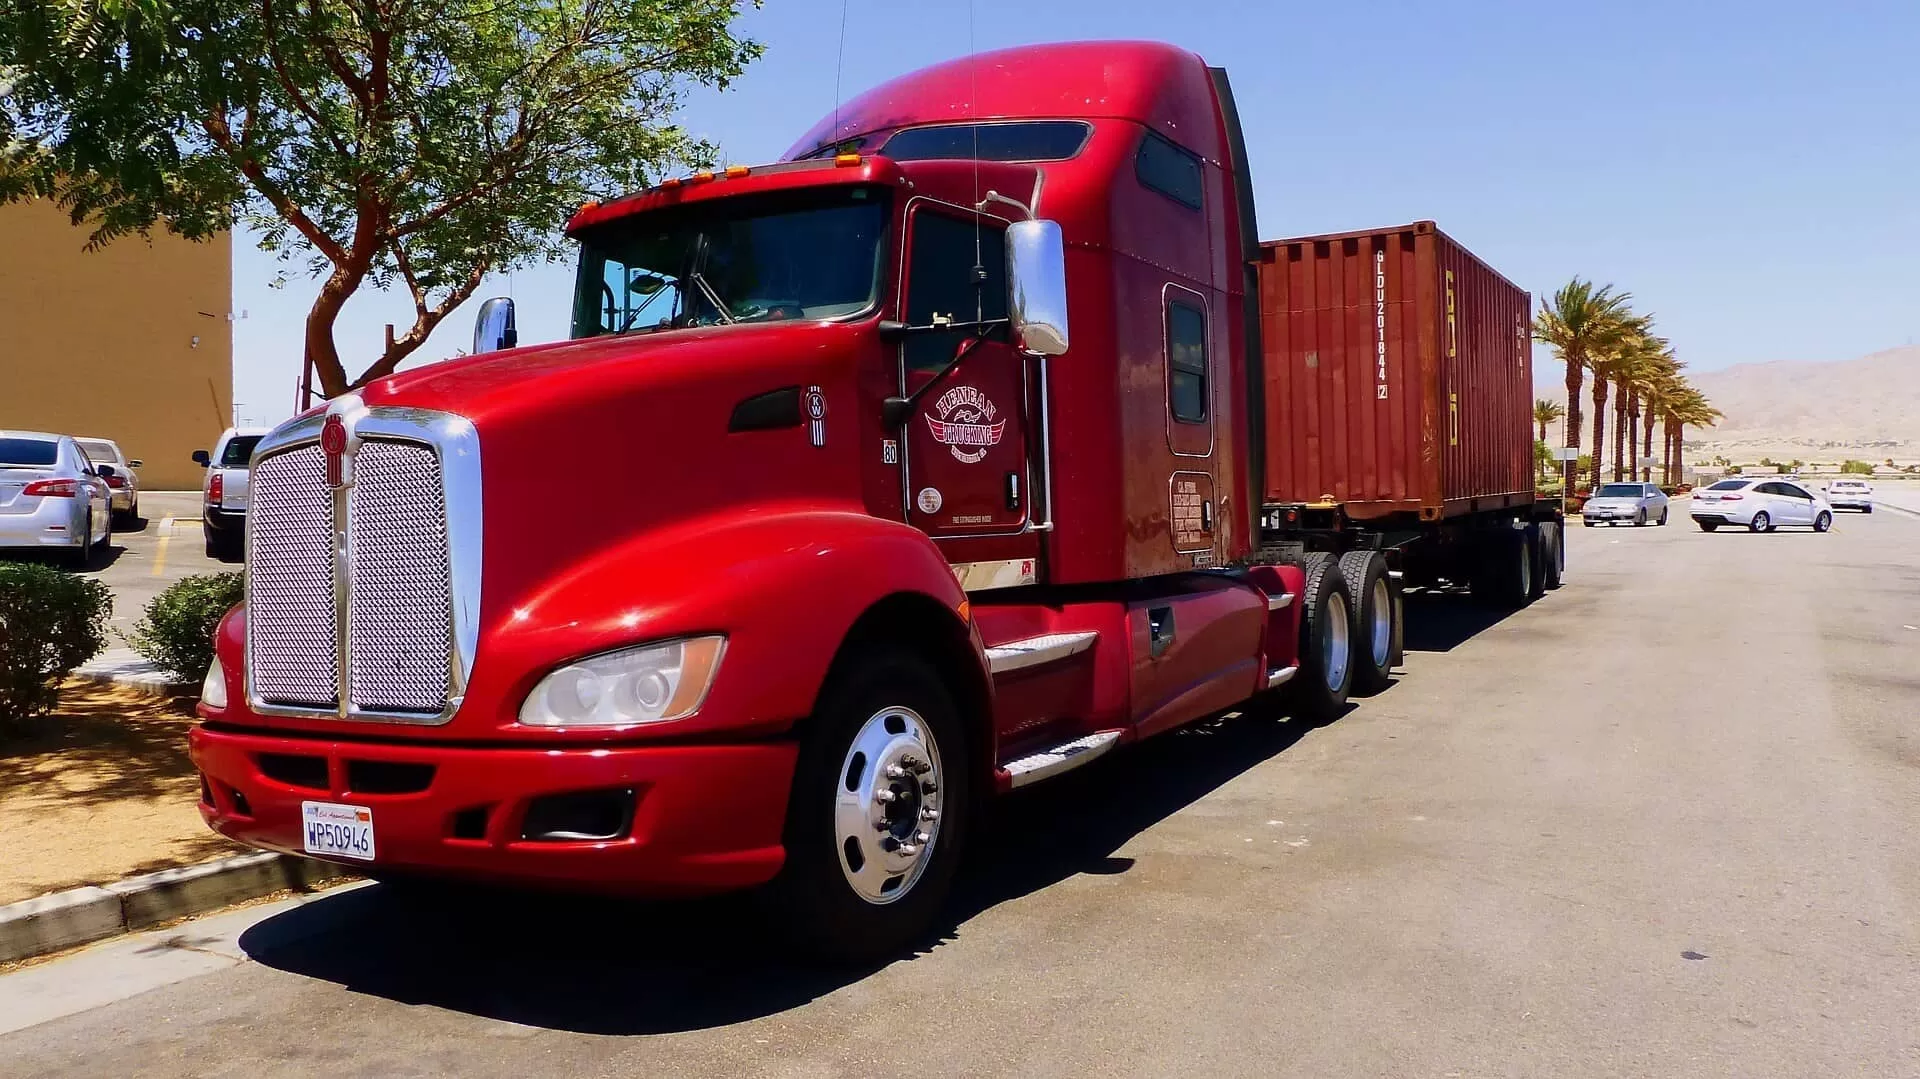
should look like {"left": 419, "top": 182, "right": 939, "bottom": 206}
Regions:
{"left": 302, "top": 800, "right": 376, "bottom": 862}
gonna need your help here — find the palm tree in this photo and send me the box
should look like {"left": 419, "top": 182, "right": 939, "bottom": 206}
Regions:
{"left": 1662, "top": 385, "right": 1720, "bottom": 484}
{"left": 1533, "top": 398, "right": 1564, "bottom": 444}
{"left": 1586, "top": 317, "right": 1655, "bottom": 487}
{"left": 1609, "top": 329, "right": 1667, "bottom": 482}
{"left": 1533, "top": 280, "right": 1635, "bottom": 489}
{"left": 1627, "top": 346, "right": 1679, "bottom": 482}
{"left": 1639, "top": 359, "right": 1683, "bottom": 482}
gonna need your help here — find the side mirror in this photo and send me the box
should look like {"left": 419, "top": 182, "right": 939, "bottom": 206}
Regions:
{"left": 192, "top": 449, "right": 211, "bottom": 467}
{"left": 128, "top": 459, "right": 143, "bottom": 468}
{"left": 95, "top": 464, "right": 116, "bottom": 478}
{"left": 1005, "top": 219, "right": 1069, "bottom": 356}
{"left": 473, "top": 297, "right": 518, "bottom": 354}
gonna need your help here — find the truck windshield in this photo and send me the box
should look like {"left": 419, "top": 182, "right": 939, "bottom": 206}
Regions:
{"left": 572, "top": 186, "right": 888, "bottom": 338}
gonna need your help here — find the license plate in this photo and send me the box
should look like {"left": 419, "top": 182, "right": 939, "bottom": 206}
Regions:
{"left": 302, "top": 801, "right": 376, "bottom": 861}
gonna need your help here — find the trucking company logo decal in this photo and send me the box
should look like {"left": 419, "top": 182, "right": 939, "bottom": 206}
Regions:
{"left": 1374, "top": 250, "right": 1389, "bottom": 400}
{"left": 804, "top": 385, "right": 827, "bottom": 447}
{"left": 923, "top": 385, "right": 1006, "bottom": 464}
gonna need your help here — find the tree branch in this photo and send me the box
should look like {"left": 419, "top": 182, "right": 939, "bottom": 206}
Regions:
{"left": 350, "top": 257, "right": 489, "bottom": 388}
{"left": 201, "top": 110, "right": 348, "bottom": 265}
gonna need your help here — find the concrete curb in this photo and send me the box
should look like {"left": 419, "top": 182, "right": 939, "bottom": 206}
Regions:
{"left": 69, "top": 648, "right": 196, "bottom": 699}
{"left": 0, "top": 853, "right": 354, "bottom": 964}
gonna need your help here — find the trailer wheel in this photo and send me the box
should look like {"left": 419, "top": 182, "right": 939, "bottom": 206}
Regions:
{"left": 1286, "top": 553, "right": 1354, "bottom": 722}
{"left": 766, "top": 647, "right": 969, "bottom": 964}
{"left": 1542, "top": 520, "right": 1565, "bottom": 590}
{"left": 1525, "top": 524, "right": 1549, "bottom": 600}
{"left": 1337, "top": 551, "right": 1393, "bottom": 694}
{"left": 1471, "top": 528, "right": 1532, "bottom": 609}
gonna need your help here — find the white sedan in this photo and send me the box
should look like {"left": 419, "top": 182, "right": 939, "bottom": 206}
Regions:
{"left": 1822, "top": 478, "right": 1873, "bottom": 512}
{"left": 1690, "top": 478, "right": 1834, "bottom": 533}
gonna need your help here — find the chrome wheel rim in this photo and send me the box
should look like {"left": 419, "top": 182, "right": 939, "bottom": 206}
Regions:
{"left": 1369, "top": 577, "right": 1391, "bottom": 667}
{"left": 1322, "top": 590, "right": 1350, "bottom": 692}
{"left": 1518, "top": 538, "right": 1531, "bottom": 593}
{"left": 834, "top": 705, "right": 945, "bottom": 905}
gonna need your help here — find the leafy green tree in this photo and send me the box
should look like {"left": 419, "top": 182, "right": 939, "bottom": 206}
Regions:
{"left": 1841, "top": 460, "right": 1874, "bottom": 475}
{"left": 1, "top": 0, "right": 762, "bottom": 397}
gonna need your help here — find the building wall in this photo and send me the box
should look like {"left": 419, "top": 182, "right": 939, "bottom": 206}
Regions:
{"left": 0, "top": 199, "right": 232, "bottom": 491}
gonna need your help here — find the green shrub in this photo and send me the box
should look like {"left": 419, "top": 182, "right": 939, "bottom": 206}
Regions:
{"left": 127, "top": 572, "right": 245, "bottom": 681}
{"left": 1840, "top": 459, "right": 1874, "bottom": 475}
{"left": 0, "top": 562, "right": 113, "bottom": 732}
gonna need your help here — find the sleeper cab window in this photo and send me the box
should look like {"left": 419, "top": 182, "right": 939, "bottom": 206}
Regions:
{"left": 1167, "top": 298, "right": 1208, "bottom": 423}
{"left": 1135, "top": 130, "right": 1203, "bottom": 210}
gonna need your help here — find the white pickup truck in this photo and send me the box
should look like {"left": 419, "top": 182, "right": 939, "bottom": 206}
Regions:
{"left": 192, "top": 426, "right": 269, "bottom": 561}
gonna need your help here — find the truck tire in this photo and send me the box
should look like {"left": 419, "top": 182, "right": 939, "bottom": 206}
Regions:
{"left": 1287, "top": 553, "right": 1354, "bottom": 723}
{"left": 1542, "top": 520, "right": 1565, "bottom": 590}
{"left": 1470, "top": 528, "right": 1532, "bottom": 609}
{"left": 1525, "top": 523, "right": 1549, "bottom": 600}
{"left": 1336, "top": 550, "right": 1393, "bottom": 694}
{"left": 766, "top": 647, "right": 970, "bottom": 965}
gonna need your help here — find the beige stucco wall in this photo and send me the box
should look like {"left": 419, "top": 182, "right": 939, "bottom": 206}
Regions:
{"left": 0, "top": 199, "right": 232, "bottom": 490}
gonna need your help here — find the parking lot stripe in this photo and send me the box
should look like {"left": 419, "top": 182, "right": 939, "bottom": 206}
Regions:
{"left": 150, "top": 517, "right": 175, "bottom": 577}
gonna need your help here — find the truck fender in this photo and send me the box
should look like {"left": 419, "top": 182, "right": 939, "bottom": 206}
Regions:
{"left": 482, "top": 508, "right": 982, "bottom": 742}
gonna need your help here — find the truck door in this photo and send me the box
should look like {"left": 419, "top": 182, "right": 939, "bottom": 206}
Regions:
{"left": 899, "top": 204, "right": 1032, "bottom": 538}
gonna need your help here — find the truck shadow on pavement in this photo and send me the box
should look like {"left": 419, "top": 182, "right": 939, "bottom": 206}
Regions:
{"left": 236, "top": 699, "right": 1333, "bottom": 1036}
{"left": 1398, "top": 587, "right": 1521, "bottom": 653}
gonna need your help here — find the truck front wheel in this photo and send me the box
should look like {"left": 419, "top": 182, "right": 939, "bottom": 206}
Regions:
{"left": 768, "top": 648, "right": 970, "bottom": 964}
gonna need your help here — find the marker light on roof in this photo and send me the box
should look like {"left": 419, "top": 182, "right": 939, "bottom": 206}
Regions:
{"left": 725, "top": 165, "right": 751, "bottom": 178}
{"left": 659, "top": 177, "right": 682, "bottom": 189}
{"left": 691, "top": 171, "right": 715, "bottom": 183}
{"left": 834, "top": 153, "right": 862, "bottom": 167}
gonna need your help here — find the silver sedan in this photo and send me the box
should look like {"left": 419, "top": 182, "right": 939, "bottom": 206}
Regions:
{"left": 1582, "top": 482, "right": 1670, "bottom": 527}
{"left": 0, "top": 431, "right": 114, "bottom": 567}
{"left": 77, "top": 436, "right": 143, "bottom": 526}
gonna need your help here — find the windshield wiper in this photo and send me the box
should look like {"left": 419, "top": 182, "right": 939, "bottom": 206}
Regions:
{"left": 688, "top": 270, "right": 735, "bottom": 325}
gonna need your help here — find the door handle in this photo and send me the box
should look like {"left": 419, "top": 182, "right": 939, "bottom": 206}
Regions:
{"left": 1005, "top": 472, "right": 1021, "bottom": 512}
{"left": 1148, "top": 606, "right": 1175, "bottom": 658}
{"left": 1201, "top": 499, "right": 1213, "bottom": 532}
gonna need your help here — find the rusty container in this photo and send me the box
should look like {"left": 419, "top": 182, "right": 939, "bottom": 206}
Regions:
{"left": 1255, "top": 221, "right": 1533, "bottom": 522}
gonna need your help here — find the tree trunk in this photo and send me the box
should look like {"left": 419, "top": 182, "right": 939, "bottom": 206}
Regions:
{"left": 1643, "top": 409, "right": 1656, "bottom": 483}
{"left": 1613, "top": 381, "right": 1630, "bottom": 482}
{"left": 1590, "top": 378, "right": 1609, "bottom": 490}
{"left": 1564, "top": 359, "right": 1583, "bottom": 490}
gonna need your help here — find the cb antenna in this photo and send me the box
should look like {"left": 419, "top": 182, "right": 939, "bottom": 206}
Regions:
{"left": 968, "top": 0, "right": 984, "bottom": 320}
{"left": 832, "top": 0, "right": 851, "bottom": 146}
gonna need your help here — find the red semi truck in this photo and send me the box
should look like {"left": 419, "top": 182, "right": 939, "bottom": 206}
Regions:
{"left": 191, "top": 41, "right": 1561, "bottom": 959}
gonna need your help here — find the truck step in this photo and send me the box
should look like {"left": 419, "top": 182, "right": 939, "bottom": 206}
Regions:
{"left": 1266, "top": 664, "right": 1298, "bottom": 690}
{"left": 999, "top": 730, "right": 1123, "bottom": 788}
{"left": 1266, "top": 591, "right": 1295, "bottom": 610}
{"left": 984, "top": 631, "right": 1098, "bottom": 675}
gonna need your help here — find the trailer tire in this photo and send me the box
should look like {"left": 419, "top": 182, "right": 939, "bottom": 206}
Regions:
{"left": 1471, "top": 528, "right": 1532, "bottom": 609}
{"left": 1542, "top": 520, "right": 1565, "bottom": 590}
{"left": 765, "top": 647, "right": 970, "bottom": 965}
{"left": 1525, "top": 524, "right": 1549, "bottom": 600}
{"left": 1337, "top": 551, "right": 1393, "bottom": 694}
{"left": 1287, "top": 553, "right": 1354, "bottom": 723}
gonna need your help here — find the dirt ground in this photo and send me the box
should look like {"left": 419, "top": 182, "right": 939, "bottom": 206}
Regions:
{"left": 0, "top": 682, "right": 237, "bottom": 905}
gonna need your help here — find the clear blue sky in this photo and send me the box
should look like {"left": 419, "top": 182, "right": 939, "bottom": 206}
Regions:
{"left": 231, "top": 0, "right": 1920, "bottom": 425}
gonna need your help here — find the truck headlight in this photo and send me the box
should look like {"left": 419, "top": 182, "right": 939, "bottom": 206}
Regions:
{"left": 518, "top": 636, "right": 726, "bottom": 728}
{"left": 201, "top": 653, "right": 228, "bottom": 709}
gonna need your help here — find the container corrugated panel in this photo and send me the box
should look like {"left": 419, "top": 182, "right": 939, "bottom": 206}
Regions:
{"left": 1256, "top": 221, "right": 1532, "bottom": 521}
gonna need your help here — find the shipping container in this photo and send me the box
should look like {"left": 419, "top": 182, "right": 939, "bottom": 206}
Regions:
{"left": 1256, "top": 221, "right": 1533, "bottom": 523}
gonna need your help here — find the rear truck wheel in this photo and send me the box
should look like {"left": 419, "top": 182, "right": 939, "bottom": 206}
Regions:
{"left": 1337, "top": 550, "right": 1394, "bottom": 694}
{"left": 1543, "top": 520, "right": 1565, "bottom": 590}
{"left": 1286, "top": 553, "right": 1355, "bottom": 723}
{"left": 1814, "top": 511, "right": 1832, "bottom": 532}
{"left": 1525, "top": 524, "right": 1549, "bottom": 600}
{"left": 766, "top": 647, "right": 969, "bottom": 965}
{"left": 1749, "top": 511, "right": 1770, "bottom": 533}
{"left": 215, "top": 526, "right": 244, "bottom": 563}
{"left": 1698, "top": 520, "right": 1719, "bottom": 532}
{"left": 1471, "top": 528, "right": 1532, "bottom": 609}
{"left": 204, "top": 522, "right": 217, "bottom": 558}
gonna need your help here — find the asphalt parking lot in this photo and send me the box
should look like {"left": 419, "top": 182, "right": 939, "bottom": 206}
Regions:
{"left": 3, "top": 498, "right": 1916, "bottom": 1077}
{"left": 2, "top": 490, "right": 228, "bottom": 632}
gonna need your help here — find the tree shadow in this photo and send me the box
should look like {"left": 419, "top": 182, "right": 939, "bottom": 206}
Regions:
{"left": 0, "top": 545, "right": 127, "bottom": 572}
{"left": 238, "top": 700, "right": 1329, "bottom": 1036}
{"left": 0, "top": 683, "right": 201, "bottom": 806}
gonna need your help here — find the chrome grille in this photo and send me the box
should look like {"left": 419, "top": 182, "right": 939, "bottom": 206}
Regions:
{"left": 247, "top": 446, "right": 339, "bottom": 708}
{"left": 347, "top": 441, "right": 454, "bottom": 713}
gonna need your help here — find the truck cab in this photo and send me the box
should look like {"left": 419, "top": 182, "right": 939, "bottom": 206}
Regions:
{"left": 191, "top": 41, "right": 1309, "bottom": 960}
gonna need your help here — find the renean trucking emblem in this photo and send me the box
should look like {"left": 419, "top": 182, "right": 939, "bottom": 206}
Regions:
{"left": 922, "top": 385, "right": 1005, "bottom": 464}
{"left": 321, "top": 414, "right": 349, "bottom": 489}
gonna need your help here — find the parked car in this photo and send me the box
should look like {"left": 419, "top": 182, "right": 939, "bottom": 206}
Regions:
{"left": 76, "top": 437, "right": 143, "bottom": 526}
{"left": 1581, "top": 482, "right": 1669, "bottom": 527}
{"left": 0, "top": 430, "right": 114, "bottom": 567}
{"left": 193, "top": 426, "right": 268, "bottom": 562}
{"left": 1823, "top": 478, "right": 1874, "bottom": 512}
{"left": 1690, "top": 477, "right": 1833, "bottom": 533}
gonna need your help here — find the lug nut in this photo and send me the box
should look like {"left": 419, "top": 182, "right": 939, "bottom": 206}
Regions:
{"left": 875, "top": 789, "right": 897, "bottom": 803}
{"left": 920, "top": 780, "right": 937, "bottom": 794}
{"left": 909, "top": 759, "right": 932, "bottom": 775}
{"left": 914, "top": 830, "right": 931, "bottom": 844}
{"left": 919, "top": 807, "right": 939, "bottom": 822}
{"left": 885, "top": 764, "right": 907, "bottom": 780}
{"left": 896, "top": 843, "right": 919, "bottom": 856}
